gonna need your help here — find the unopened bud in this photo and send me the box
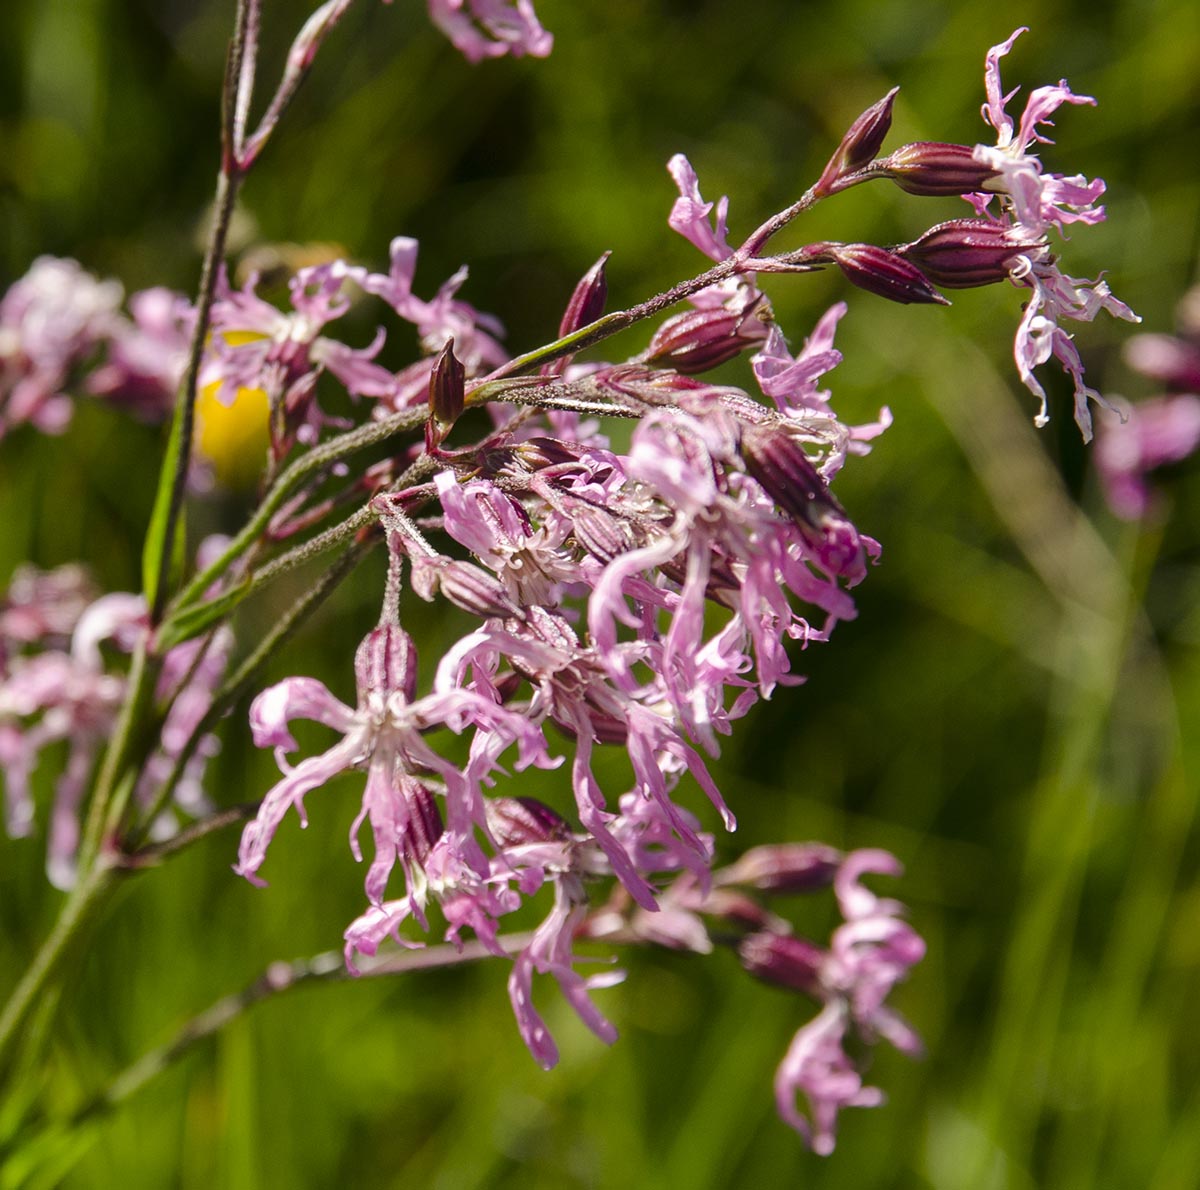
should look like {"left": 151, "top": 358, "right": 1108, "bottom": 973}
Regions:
{"left": 876, "top": 141, "right": 1000, "bottom": 197}
{"left": 571, "top": 506, "right": 638, "bottom": 563}
{"left": 647, "top": 302, "right": 767, "bottom": 374}
{"left": 741, "top": 424, "right": 866, "bottom": 578}
{"left": 815, "top": 87, "right": 898, "bottom": 195}
{"left": 401, "top": 778, "right": 445, "bottom": 866}
{"left": 410, "top": 554, "right": 525, "bottom": 620}
{"left": 355, "top": 624, "right": 418, "bottom": 704}
{"left": 827, "top": 243, "right": 948, "bottom": 306}
{"left": 560, "top": 252, "right": 610, "bottom": 338}
{"left": 426, "top": 338, "right": 465, "bottom": 450}
{"left": 701, "top": 888, "right": 777, "bottom": 931}
{"left": 717, "top": 842, "right": 843, "bottom": 892}
{"left": 739, "top": 931, "right": 825, "bottom": 996}
{"left": 898, "top": 218, "right": 1042, "bottom": 288}
{"left": 486, "top": 796, "right": 573, "bottom": 848}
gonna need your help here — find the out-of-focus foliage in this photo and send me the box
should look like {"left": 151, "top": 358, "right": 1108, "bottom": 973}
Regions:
{"left": 1, "top": 0, "right": 1199, "bottom": 1186}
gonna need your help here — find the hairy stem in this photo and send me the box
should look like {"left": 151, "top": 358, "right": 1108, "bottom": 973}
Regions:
{"left": 0, "top": 861, "right": 120, "bottom": 1077}
{"left": 169, "top": 408, "right": 425, "bottom": 615}
{"left": 147, "top": 0, "right": 253, "bottom": 624}
{"left": 70, "top": 932, "right": 536, "bottom": 1127}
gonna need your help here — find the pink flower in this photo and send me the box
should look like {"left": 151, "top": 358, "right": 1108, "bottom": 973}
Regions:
{"left": 237, "top": 625, "right": 554, "bottom": 896}
{"left": 424, "top": 0, "right": 552, "bottom": 64}
{"left": 1, "top": 566, "right": 229, "bottom": 887}
{"left": 667, "top": 155, "right": 733, "bottom": 263}
{"left": 968, "top": 29, "right": 1140, "bottom": 439}
{"left": 0, "top": 257, "right": 123, "bottom": 438}
{"left": 201, "top": 262, "right": 394, "bottom": 451}
{"left": 356, "top": 236, "right": 508, "bottom": 412}
{"left": 741, "top": 849, "right": 924, "bottom": 1154}
{"left": 1096, "top": 395, "right": 1200, "bottom": 520}
{"left": 86, "top": 287, "right": 194, "bottom": 419}
{"left": 975, "top": 28, "right": 1107, "bottom": 237}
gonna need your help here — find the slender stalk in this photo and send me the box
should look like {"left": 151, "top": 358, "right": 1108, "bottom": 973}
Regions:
{"left": 239, "top": 0, "right": 360, "bottom": 170}
{"left": 738, "top": 186, "right": 822, "bottom": 257}
{"left": 245, "top": 502, "right": 375, "bottom": 589}
{"left": 76, "top": 639, "right": 157, "bottom": 876}
{"left": 0, "top": 861, "right": 120, "bottom": 1075}
{"left": 169, "top": 407, "right": 426, "bottom": 614}
{"left": 148, "top": 0, "right": 253, "bottom": 624}
{"left": 119, "top": 803, "right": 261, "bottom": 868}
{"left": 480, "top": 185, "right": 826, "bottom": 384}
{"left": 71, "top": 932, "right": 536, "bottom": 1126}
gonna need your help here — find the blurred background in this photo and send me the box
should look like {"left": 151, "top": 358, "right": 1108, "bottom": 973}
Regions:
{"left": 2, "top": 0, "right": 1199, "bottom": 1186}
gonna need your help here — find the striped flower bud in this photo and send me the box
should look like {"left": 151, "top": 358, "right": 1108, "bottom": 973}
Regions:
{"left": 739, "top": 931, "right": 825, "bottom": 997}
{"left": 874, "top": 141, "right": 1000, "bottom": 196}
{"left": 815, "top": 87, "right": 899, "bottom": 195}
{"left": 826, "top": 243, "right": 948, "bottom": 306}
{"left": 898, "top": 219, "right": 1043, "bottom": 288}
{"left": 559, "top": 252, "right": 610, "bottom": 338}
{"left": 717, "top": 843, "right": 844, "bottom": 892}
{"left": 486, "top": 796, "right": 573, "bottom": 848}
{"left": 647, "top": 301, "right": 768, "bottom": 374}
{"left": 426, "top": 337, "right": 465, "bottom": 450}
{"left": 741, "top": 423, "right": 866, "bottom": 578}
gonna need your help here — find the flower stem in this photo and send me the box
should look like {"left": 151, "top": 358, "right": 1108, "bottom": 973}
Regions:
{"left": 0, "top": 861, "right": 121, "bottom": 1078}
{"left": 146, "top": 0, "right": 253, "bottom": 625}
{"left": 67, "top": 932, "right": 535, "bottom": 1128}
{"left": 168, "top": 407, "right": 425, "bottom": 615}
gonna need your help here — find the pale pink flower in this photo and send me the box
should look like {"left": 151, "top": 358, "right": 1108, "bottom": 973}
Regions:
{"left": 754, "top": 849, "right": 924, "bottom": 1154}
{"left": 1096, "top": 395, "right": 1200, "bottom": 520}
{"left": 202, "top": 262, "right": 394, "bottom": 450}
{"left": 424, "top": 0, "right": 552, "bottom": 64}
{"left": 87, "top": 287, "right": 194, "bottom": 419}
{"left": 968, "top": 28, "right": 1140, "bottom": 439}
{"left": 237, "top": 625, "right": 554, "bottom": 894}
{"left": 0, "top": 257, "right": 123, "bottom": 437}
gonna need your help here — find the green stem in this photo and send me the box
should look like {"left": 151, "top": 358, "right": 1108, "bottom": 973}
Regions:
{"left": 147, "top": 0, "right": 253, "bottom": 624}
{"left": 0, "top": 862, "right": 121, "bottom": 1077}
{"left": 169, "top": 408, "right": 425, "bottom": 615}
{"left": 76, "top": 639, "right": 159, "bottom": 877}
{"left": 69, "top": 931, "right": 535, "bottom": 1128}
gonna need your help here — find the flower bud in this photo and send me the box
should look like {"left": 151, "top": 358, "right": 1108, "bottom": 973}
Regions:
{"left": 570, "top": 505, "right": 638, "bottom": 563}
{"left": 739, "top": 931, "right": 825, "bottom": 997}
{"left": 815, "top": 87, "right": 898, "bottom": 195}
{"left": 741, "top": 424, "right": 866, "bottom": 578}
{"left": 559, "top": 252, "right": 610, "bottom": 339}
{"left": 875, "top": 141, "right": 1000, "bottom": 196}
{"left": 647, "top": 302, "right": 767, "bottom": 374}
{"left": 827, "top": 243, "right": 948, "bottom": 306}
{"left": 409, "top": 554, "right": 526, "bottom": 620}
{"left": 717, "top": 842, "right": 843, "bottom": 892}
{"left": 354, "top": 624, "right": 418, "bottom": 704}
{"left": 426, "top": 337, "right": 465, "bottom": 450}
{"left": 898, "top": 219, "right": 1042, "bottom": 288}
{"left": 701, "top": 888, "right": 777, "bottom": 931}
{"left": 400, "top": 777, "right": 445, "bottom": 867}
{"left": 486, "top": 796, "right": 573, "bottom": 848}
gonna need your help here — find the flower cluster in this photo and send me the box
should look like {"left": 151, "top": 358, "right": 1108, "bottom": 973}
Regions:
{"left": 0, "top": 256, "right": 194, "bottom": 441}
{"left": 0, "top": 11, "right": 1143, "bottom": 1157}
{"left": 230, "top": 152, "right": 902, "bottom": 1138}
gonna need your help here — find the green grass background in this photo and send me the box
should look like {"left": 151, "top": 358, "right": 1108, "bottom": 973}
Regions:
{"left": 2, "top": 0, "right": 1199, "bottom": 1186}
